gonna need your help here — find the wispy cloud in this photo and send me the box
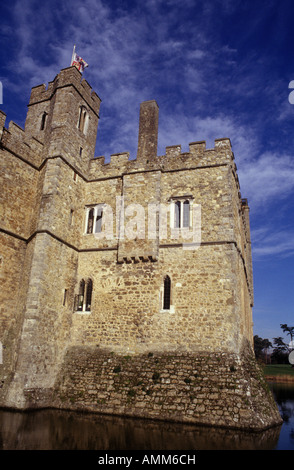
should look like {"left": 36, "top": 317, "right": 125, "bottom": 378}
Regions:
{"left": 252, "top": 226, "right": 294, "bottom": 259}
{"left": 2, "top": 0, "right": 294, "bottom": 262}
{"left": 239, "top": 152, "right": 294, "bottom": 207}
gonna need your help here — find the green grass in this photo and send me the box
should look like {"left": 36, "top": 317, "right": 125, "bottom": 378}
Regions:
{"left": 263, "top": 364, "right": 294, "bottom": 376}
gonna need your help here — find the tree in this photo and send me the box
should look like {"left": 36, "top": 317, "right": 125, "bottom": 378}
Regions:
{"left": 262, "top": 338, "right": 273, "bottom": 364}
{"left": 254, "top": 335, "right": 272, "bottom": 363}
{"left": 270, "top": 324, "right": 294, "bottom": 364}
{"left": 272, "top": 336, "right": 290, "bottom": 364}
{"left": 280, "top": 324, "right": 294, "bottom": 345}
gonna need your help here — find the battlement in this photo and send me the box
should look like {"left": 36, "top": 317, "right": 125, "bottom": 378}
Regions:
{"left": 0, "top": 111, "right": 43, "bottom": 167}
{"left": 29, "top": 66, "right": 101, "bottom": 116}
{"left": 89, "top": 94, "right": 234, "bottom": 180}
{"left": 88, "top": 137, "right": 234, "bottom": 180}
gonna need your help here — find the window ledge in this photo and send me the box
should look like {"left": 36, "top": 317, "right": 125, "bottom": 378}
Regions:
{"left": 160, "top": 306, "right": 175, "bottom": 314}
{"left": 74, "top": 311, "right": 91, "bottom": 315}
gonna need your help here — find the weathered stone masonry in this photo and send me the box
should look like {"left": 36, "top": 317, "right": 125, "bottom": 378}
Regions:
{"left": 0, "top": 66, "right": 282, "bottom": 430}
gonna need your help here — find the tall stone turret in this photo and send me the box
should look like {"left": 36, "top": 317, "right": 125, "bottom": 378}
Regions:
{"left": 25, "top": 66, "right": 101, "bottom": 174}
{"left": 2, "top": 67, "right": 101, "bottom": 407}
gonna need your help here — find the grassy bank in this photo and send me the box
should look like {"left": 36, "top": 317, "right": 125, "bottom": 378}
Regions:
{"left": 263, "top": 364, "right": 294, "bottom": 382}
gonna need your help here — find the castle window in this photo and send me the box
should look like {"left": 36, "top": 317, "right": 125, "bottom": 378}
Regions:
{"left": 74, "top": 278, "right": 93, "bottom": 313}
{"left": 63, "top": 289, "right": 68, "bottom": 306}
{"left": 69, "top": 209, "right": 74, "bottom": 226}
{"left": 85, "top": 279, "right": 92, "bottom": 311}
{"left": 86, "top": 208, "right": 94, "bottom": 233}
{"left": 78, "top": 106, "right": 89, "bottom": 134}
{"left": 85, "top": 205, "right": 105, "bottom": 234}
{"left": 170, "top": 197, "right": 193, "bottom": 229}
{"left": 40, "top": 112, "right": 47, "bottom": 130}
{"left": 74, "top": 279, "right": 85, "bottom": 311}
{"left": 183, "top": 200, "right": 190, "bottom": 227}
{"left": 174, "top": 201, "right": 181, "bottom": 228}
{"left": 163, "top": 275, "right": 171, "bottom": 310}
{"left": 95, "top": 207, "right": 103, "bottom": 233}
{"left": 160, "top": 275, "right": 175, "bottom": 313}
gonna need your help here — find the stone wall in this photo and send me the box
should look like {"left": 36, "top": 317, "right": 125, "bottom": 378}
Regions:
{"left": 24, "top": 342, "right": 282, "bottom": 431}
{"left": 71, "top": 244, "right": 244, "bottom": 354}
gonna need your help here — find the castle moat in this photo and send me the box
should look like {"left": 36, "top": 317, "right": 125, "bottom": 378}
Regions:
{"left": 0, "top": 382, "right": 292, "bottom": 451}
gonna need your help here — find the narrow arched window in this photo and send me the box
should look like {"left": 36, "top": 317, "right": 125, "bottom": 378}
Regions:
{"left": 79, "top": 279, "right": 85, "bottom": 296}
{"left": 74, "top": 278, "right": 93, "bottom": 312}
{"left": 163, "top": 275, "right": 171, "bottom": 310}
{"left": 85, "top": 279, "right": 93, "bottom": 311}
{"left": 74, "top": 279, "right": 85, "bottom": 311}
{"left": 174, "top": 201, "right": 181, "bottom": 228}
{"left": 95, "top": 207, "right": 103, "bottom": 233}
{"left": 183, "top": 200, "right": 190, "bottom": 227}
{"left": 40, "top": 112, "right": 47, "bottom": 130}
{"left": 87, "top": 208, "right": 94, "bottom": 234}
{"left": 78, "top": 106, "right": 88, "bottom": 133}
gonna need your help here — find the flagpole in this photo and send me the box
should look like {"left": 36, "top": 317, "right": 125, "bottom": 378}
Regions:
{"left": 70, "top": 45, "right": 76, "bottom": 66}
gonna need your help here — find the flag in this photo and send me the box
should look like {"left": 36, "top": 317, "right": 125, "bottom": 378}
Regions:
{"left": 70, "top": 46, "right": 88, "bottom": 72}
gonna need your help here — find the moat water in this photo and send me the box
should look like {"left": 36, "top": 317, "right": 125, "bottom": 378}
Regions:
{"left": 0, "top": 382, "right": 293, "bottom": 451}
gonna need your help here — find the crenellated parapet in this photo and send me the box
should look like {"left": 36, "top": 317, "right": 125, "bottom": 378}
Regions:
{"left": 88, "top": 137, "right": 235, "bottom": 181}
{"left": 24, "top": 66, "right": 101, "bottom": 172}
{"left": 29, "top": 66, "right": 101, "bottom": 116}
{"left": 0, "top": 111, "right": 43, "bottom": 168}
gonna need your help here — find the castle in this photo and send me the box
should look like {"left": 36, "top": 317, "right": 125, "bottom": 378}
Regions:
{"left": 0, "top": 66, "right": 281, "bottom": 430}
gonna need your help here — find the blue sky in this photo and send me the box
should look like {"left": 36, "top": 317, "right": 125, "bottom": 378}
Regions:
{"left": 0, "top": 0, "right": 293, "bottom": 346}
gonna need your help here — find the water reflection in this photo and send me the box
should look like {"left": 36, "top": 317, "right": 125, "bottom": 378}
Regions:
{"left": 269, "top": 382, "right": 294, "bottom": 450}
{"left": 0, "top": 408, "right": 282, "bottom": 450}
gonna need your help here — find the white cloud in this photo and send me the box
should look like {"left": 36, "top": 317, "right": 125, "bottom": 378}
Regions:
{"left": 238, "top": 152, "right": 294, "bottom": 208}
{"left": 252, "top": 227, "right": 294, "bottom": 258}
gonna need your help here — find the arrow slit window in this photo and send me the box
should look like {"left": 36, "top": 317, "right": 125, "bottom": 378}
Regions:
{"left": 163, "top": 275, "right": 171, "bottom": 310}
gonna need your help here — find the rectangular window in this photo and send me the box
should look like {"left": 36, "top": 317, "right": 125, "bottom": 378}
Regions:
{"left": 171, "top": 198, "right": 192, "bottom": 229}
{"left": 174, "top": 201, "right": 181, "bottom": 228}
{"left": 163, "top": 276, "right": 171, "bottom": 310}
{"left": 74, "top": 278, "right": 93, "bottom": 313}
{"left": 86, "top": 208, "right": 94, "bottom": 233}
{"left": 95, "top": 208, "right": 103, "bottom": 233}
{"left": 85, "top": 205, "right": 105, "bottom": 235}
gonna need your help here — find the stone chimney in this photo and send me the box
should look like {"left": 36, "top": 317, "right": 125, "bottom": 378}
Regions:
{"left": 136, "top": 100, "right": 159, "bottom": 160}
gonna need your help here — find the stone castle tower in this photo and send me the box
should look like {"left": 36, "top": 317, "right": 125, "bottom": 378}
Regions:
{"left": 0, "top": 67, "right": 281, "bottom": 430}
